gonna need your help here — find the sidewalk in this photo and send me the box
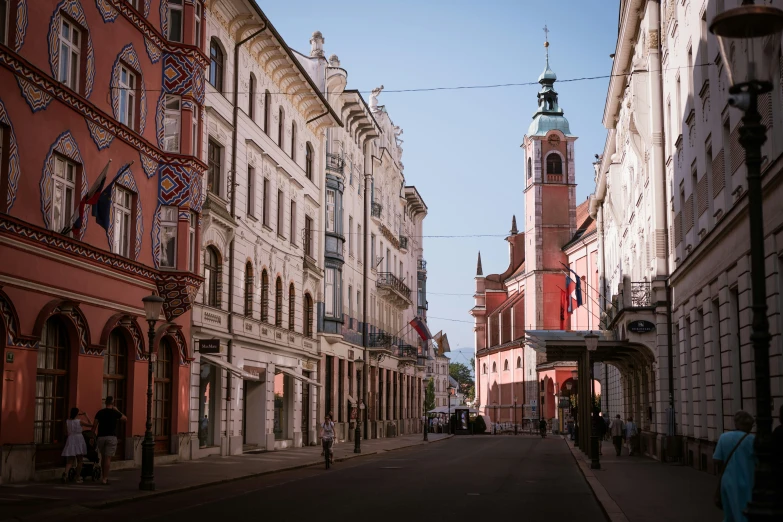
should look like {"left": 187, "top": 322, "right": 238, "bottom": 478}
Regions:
{"left": 0, "top": 433, "right": 451, "bottom": 522}
{"left": 564, "top": 437, "right": 722, "bottom": 522}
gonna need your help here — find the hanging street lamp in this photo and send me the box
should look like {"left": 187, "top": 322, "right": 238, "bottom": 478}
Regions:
{"left": 710, "top": 2, "right": 783, "bottom": 519}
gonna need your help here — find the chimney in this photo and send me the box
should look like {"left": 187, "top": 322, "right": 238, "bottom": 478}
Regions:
{"left": 310, "top": 31, "right": 324, "bottom": 58}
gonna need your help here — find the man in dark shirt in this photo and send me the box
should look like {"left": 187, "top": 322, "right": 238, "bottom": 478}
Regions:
{"left": 93, "top": 396, "right": 126, "bottom": 485}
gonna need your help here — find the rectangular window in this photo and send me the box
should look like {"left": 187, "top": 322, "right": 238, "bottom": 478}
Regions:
{"left": 194, "top": 1, "right": 202, "bottom": 47}
{"left": 326, "top": 189, "right": 335, "bottom": 233}
{"left": 167, "top": 0, "right": 183, "bottom": 43}
{"left": 0, "top": 124, "right": 7, "bottom": 214}
{"left": 52, "top": 156, "right": 76, "bottom": 233}
{"left": 118, "top": 65, "right": 136, "bottom": 130}
{"left": 58, "top": 19, "right": 81, "bottom": 92}
{"left": 125, "top": 0, "right": 139, "bottom": 9}
{"left": 163, "top": 95, "right": 181, "bottom": 153}
{"left": 188, "top": 211, "right": 196, "bottom": 272}
{"left": 304, "top": 215, "right": 313, "bottom": 257}
{"left": 348, "top": 216, "right": 353, "bottom": 256}
{"left": 325, "top": 268, "right": 334, "bottom": 316}
{"left": 348, "top": 284, "right": 353, "bottom": 320}
{"left": 277, "top": 189, "right": 284, "bottom": 238}
{"left": 112, "top": 186, "right": 132, "bottom": 257}
{"left": 207, "top": 139, "right": 221, "bottom": 196}
{"left": 290, "top": 200, "right": 296, "bottom": 245}
{"left": 371, "top": 233, "right": 376, "bottom": 267}
{"left": 357, "top": 224, "right": 362, "bottom": 263}
{"left": 262, "top": 177, "right": 270, "bottom": 226}
{"left": 159, "top": 205, "right": 177, "bottom": 268}
{"left": 192, "top": 109, "right": 198, "bottom": 157}
{"left": 247, "top": 166, "right": 255, "bottom": 217}
{"left": 0, "top": 0, "right": 8, "bottom": 46}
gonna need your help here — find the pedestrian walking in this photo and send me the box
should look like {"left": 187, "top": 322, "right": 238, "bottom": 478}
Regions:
{"left": 625, "top": 416, "right": 638, "bottom": 456}
{"left": 713, "top": 410, "right": 755, "bottom": 522}
{"left": 610, "top": 414, "right": 624, "bottom": 456}
{"left": 93, "top": 396, "right": 126, "bottom": 485}
{"left": 320, "top": 414, "right": 335, "bottom": 464}
{"left": 595, "top": 410, "right": 607, "bottom": 455}
{"left": 61, "top": 407, "right": 92, "bottom": 483}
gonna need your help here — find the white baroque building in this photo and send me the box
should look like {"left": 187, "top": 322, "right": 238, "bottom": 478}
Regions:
{"left": 593, "top": 0, "right": 783, "bottom": 472}
{"left": 189, "top": 0, "right": 339, "bottom": 457}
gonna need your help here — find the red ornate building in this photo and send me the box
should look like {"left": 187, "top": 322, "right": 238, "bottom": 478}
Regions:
{"left": 0, "top": 0, "right": 205, "bottom": 482}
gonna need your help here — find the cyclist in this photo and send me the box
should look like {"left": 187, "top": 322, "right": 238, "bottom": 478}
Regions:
{"left": 320, "top": 414, "right": 335, "bottom": 465}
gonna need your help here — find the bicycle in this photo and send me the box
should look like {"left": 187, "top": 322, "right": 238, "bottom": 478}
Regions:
{"left": 322, "top": 438, "right": 333, "bottom": 469}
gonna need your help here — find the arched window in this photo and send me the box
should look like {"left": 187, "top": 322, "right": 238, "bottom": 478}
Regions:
{"left": 248, "top": 73, "right": 256, "bottom": 120}
{"left": 527, "top": 157, "right": 532, "bottom": 180}
{"left": 264, "top": 90, "right": 271, "bottom": 134}
{"left": 546, "top": 153, "right": 563, "bottom": 181}
{"left": 483, "top": 363, "right": 487, "bottom": 375}
{"left": 516, "top": 356, "right": 522, "bottom": 369}
{"left": 244, "top": 261, "right": 253, "bottom": 317}
{"left": 35, "top": 316, "right": 69, "bottom": 455}
{"left": 290, "top": 121, "right": 297, "bottom": 161}
{"left": 492, "top": 362, "right": 497, "bottom": 373}
{"left": 204, "top": 246, "right": 220, "bottom": 308}
{"left": 275, "top": 277, "right": 283, "bottom": 327}
{"left": 209, "top": 38, "right": 224, "bottom": 92}
{"left": 288, "top": 283, "right": 295, "bottom": 331}
{"left": 305, "top": 142, "right": 313, "bottom": 180}
{"left": 504, "top": 359, "right": 509, "bottom": 371}
{"left": 261, "top": 269, "right": 269, "bottom": 322}
{"left": 277, "top": 107, "right": 284, "bottom": 148}
{"left": 153, "top": 338, "right": 173, "bottom": 453}
{"left": 304, "top": 293, "right": 314, "bottom": 337}
{"left": 104, "top": 328, "right": 128, "bottom": 457}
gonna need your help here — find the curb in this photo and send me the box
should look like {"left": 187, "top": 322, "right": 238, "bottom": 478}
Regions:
{"left": 1, "top": 435, "right": 453, "bottom": 521}
{"left": 562, "top": 436, "right": 629, "bottom": 522}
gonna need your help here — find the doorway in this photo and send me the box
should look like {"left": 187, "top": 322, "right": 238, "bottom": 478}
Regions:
{"left": 153, "top": 339, "right": 173, "bottom": 454}
{"left": 301, "top": 373, "right": 310, "bottom": 446}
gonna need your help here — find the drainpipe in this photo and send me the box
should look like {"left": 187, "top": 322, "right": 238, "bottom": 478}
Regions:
{"left": 226, "top": 24, "right": 268, "bottom": 455}
{"left": 362, "top": 140, "right": 373, "bottom": 440}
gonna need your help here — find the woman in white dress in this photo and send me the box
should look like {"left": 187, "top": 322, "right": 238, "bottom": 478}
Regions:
{"left": 62, "top": 407, "right": 92, "bottom": 483}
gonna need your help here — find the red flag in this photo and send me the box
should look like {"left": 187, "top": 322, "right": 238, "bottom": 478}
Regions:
{"left": 409, "top": 316, "right": 432, "bottom": 341}
{"left": 560, "top": 290, "right": 568, "bottom": 330}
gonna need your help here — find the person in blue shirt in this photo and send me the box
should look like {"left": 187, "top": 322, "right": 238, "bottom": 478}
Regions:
{"left": 713, "top": 410, "right": 756, "bottom": 522}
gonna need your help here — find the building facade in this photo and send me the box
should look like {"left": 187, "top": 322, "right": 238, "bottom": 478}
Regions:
{"left": 593, "top": 0, "right": 783, "bottom": 471}
{"left": 191, "top": 0, "right": 338, "bottom": 457}
{"left": 0, "top": 0, "right": 205, "bottom": 481}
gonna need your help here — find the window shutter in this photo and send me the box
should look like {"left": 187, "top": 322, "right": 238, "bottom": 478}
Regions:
{"left": 684, "top": 195, "right": 694, "bottom": 233}
{"left": 697, "top": 175, "right": 709, "bottom": 216}
{"left": 712, "top": 149, "right": 725, "bottom": 198}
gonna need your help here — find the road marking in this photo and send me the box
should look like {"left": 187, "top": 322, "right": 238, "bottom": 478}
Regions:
{"left": 467, "top": 493, "right": 480, "bottom": 496}
{"left": 379, "top": 466, "right": 402, "bottom": 469}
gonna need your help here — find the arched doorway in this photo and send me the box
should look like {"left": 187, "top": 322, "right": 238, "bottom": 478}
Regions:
{"left": 104, "top": 329, "right": 128, "bottom": 459}
{"left": 34, "top": 316, "right": 70, "bottom": 468}
{"left": 153, "top": 338, "right": 174, "bottom": 454}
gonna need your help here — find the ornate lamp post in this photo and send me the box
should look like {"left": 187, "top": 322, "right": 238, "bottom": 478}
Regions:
{"left": 423, "top": 395, "right": 428, "bottom": 441}
{"left": 139, "top": 294, "right": 164, "bottom": 491}
{"left": 354, "top": 357, "right": 365, "bottom": 453}
{"left": 447, "top": 384, "right": 455, "bottom": 434}
{"left": 584, "top": 333, "right": 600, "bottom": 470}
{"left": 570, "top": 370, "right": 579, "bottom": 447}
{"left": 710, "top": 3, "right": 783, "bottom": 519}
{"left": 514, "top": 396, "right": 518, "bottom": 436}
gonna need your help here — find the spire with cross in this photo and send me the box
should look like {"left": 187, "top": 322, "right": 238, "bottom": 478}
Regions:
{"left": 543, "top": 24, "right": 550, "bottom": 64}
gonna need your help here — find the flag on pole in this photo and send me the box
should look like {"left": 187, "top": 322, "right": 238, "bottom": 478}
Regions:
{"left": 409, "top": 316, "right": 432, "bottom": 342}
{"left": 560, "top": 289, "right": 568, "bottom": 330}
{"left": 63, "top": 159, "right": 112, "bottom": 236}
{"left": 565, "top": 274, "right": 576, "bottom": 314}
{"left": 92, "top": 164, "right": 133, "bottom": 232}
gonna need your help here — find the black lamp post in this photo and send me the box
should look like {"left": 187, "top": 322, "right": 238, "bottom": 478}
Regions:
{"left": 585, "top": 333, "right": 600, "bottom": 470}
{"left": 710, "top": 3, "right": 783, "bottom": 519}
{"left": 354, "top": 357, "right": 365, "bottom": 453}
{"left": 423, "top": 396, "right": 428, "bottom": 441}
{"left": 447, "top": 384, "right": 455, "bottom": 435}
{"left": 514, "top": 396, "right": 518, "bottom": 436}
{"left": 139, "top": 294, "right": 164, "bottom": 491}
{"left": 571, "top": 369, "right": 579, "bottom": 448}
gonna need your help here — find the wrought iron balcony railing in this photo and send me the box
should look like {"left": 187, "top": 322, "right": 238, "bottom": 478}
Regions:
{"left": 371, "top": 201, "right": 382, "bottom": 218}
{"left": 417, "top": 259, "right": 427, "bottom": 272}
{"left": 395, "top": 344, "right": 417, "bottom": 360}
{"left": 376, "top": 272, "right": 412, "bottom": 300}
{"left": 399, "top": 235, "right": 408, "bottom": 250}
{"left": 630, "top": 281, "right": 652, "bottom": 307}
{"left": 369, "top": 332, "right": 392, "bottom": 348}
{"left": 326, "top": 153, "right": 344, "bottom": 175}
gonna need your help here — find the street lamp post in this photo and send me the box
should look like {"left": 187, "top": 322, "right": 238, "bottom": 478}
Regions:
{"left": 571, "top": 369, "right": 579, "bottom": 448}
{"left": 585, "top": 333, "right": 600, "bottom": 470}
{"left": 354, "top": 358, "right": 365, "bottom": 453}
{"left": 710, "top": 4, "right": 783, "bottom": 519}
{"left": 447, "top": 384, "right": 455, "bottom": 435}
{"left": 566, "top": 380, "right": 573, "bottom": 441}
{"left": 423, "top": 397, "right": 428, "bottom": 441}
{"left": 514, "top": 396, "right": 518, "bottom": 436}
{"left": 139, "top": 294, "right": 164, "bottom": 491}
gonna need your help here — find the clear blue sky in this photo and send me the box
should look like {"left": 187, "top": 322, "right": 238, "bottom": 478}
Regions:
{"left": 261, "top": 0, "right": 620, "bottom": 355}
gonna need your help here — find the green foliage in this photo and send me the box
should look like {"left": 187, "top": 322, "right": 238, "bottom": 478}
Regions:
{"left": 472, "top": 415, "right": 487, "bottom": 434}
{"left": 425, "top": 378, "right": 436, "bottom": 412}
{"left": 449, "top": 362, "right": 475, "bottom": 401}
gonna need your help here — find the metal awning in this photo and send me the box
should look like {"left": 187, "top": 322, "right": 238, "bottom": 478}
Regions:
{"left": 523, "top": 330, "right": 654, "bottom": 368}
{"left": 200, "top": 354, "right": 263, "bottom": 381}
{"left": 275, "top": 366, "right": 322, "bottom": 387}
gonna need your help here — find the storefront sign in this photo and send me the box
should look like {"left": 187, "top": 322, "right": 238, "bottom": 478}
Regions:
{"left": 199, "top": 339, "right": 221, "bottom": 354}
{"left": 627, "top": 320, "right": 656, "bottom": 334}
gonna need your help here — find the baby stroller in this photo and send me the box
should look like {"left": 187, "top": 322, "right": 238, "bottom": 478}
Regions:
{"left": 67, "top": 431, "right": 102, "bottom": 482}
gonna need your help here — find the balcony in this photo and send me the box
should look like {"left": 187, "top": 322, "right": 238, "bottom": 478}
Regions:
{"left": 417, "top": 259, "right": 427, "bottom": 272}
{"left": 600, "top": 279, "right": 655, "bottom": 329}
{"left": 395, "top": 344, "right": 417, "bottom": 361}
{"left": 376, "top": 272, "right": 412, "bottom": 308}
{"left": 371, "top": 201, "right": 382, "bottom": 219}
{"left": 416, "top": 355, "right": 428, "bottom": 368}
{"left": 630, "top": 281, "right": 652, "bottom": 307}
{"left": 369, "top": 332, "right": 392, "bottom": 347}
{"left": 399, "top": 235, "right": 408, "bottom": 251}
{"left": 326, "top": 153, "right": 344, "bottom": 175}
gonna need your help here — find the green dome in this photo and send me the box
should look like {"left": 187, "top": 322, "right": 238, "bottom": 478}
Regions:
{"left": 528, "top": 113, "right": 571, "bottom": 136}
{"left": 538, "top": 64, "right": 557, "bottom": 82}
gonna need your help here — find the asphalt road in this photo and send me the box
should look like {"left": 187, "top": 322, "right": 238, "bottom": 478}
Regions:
{"left": 50, "top": 435, "right": 606, "bottom": 522}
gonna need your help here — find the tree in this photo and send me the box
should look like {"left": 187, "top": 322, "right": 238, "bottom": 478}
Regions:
{"left": 425, "top": 378, "right": 435, "bottom": 413}
{"left": 449, "top": 362, "right": 475, "bottom": 402}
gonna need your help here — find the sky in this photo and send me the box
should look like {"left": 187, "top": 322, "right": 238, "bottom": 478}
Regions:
{"left": 261, "top": 0, "right": 621, "bottom": 358}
